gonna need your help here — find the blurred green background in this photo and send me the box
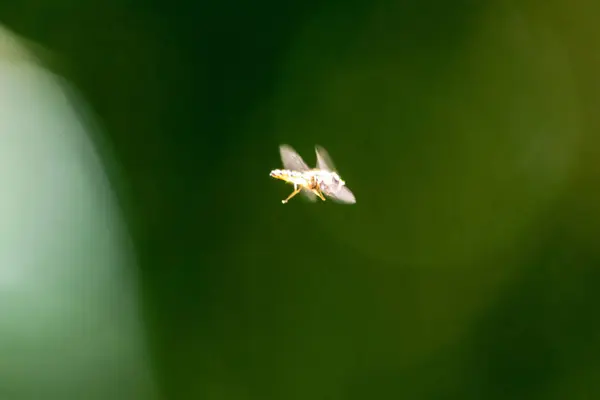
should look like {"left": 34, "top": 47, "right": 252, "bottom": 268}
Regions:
{"left": 1, "top": 0, "right": 600, "bottom": 399}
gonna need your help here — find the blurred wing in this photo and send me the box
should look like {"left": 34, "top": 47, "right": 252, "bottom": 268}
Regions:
{"left": 315, "top": 145, "right": 337, "bottom": 172}
{"left": 301, "top": 189, "right": 318, "bottom": 202}
{"left": 280, "top": 144, "right": 310, "bottom": 171}
{"left": 321, "top": 184, "right": 356, "bottom": 204}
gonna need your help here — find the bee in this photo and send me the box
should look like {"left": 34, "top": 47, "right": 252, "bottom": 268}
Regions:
{"left": 270, "top": 144, "right": 356, "bottom": 204}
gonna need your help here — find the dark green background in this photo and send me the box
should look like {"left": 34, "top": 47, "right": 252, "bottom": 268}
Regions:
{"left": 3, "top": 0, "right": 600, "bottom": 398}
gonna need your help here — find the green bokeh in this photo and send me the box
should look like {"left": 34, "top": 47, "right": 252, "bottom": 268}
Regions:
{"left": 1, "top": 0, "right": 600, "bottom": 399}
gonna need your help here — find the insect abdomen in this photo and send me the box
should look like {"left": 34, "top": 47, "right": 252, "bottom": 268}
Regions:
{"left": 270, "top": 169, "right": 308, "bottom": 185}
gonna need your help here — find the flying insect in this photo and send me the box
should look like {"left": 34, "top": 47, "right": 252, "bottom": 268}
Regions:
{"left": 270, "top": 144, "right": 356, "bottom": 204}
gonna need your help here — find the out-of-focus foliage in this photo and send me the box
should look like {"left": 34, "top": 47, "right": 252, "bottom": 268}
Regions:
{"left": 0, "top": 25, "right": 156, "bottom": 399}
{"left": 1, "top": 0, "right": 600, "bottom": 399}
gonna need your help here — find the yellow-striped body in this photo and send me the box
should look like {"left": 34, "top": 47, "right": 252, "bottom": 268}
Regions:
{"left": 269, "top": 169, "right": 325, "bottom": 202}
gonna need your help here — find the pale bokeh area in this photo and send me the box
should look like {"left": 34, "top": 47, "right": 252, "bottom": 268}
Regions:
{"left": 0, "top": 25, "right": 157, "bottom": 399}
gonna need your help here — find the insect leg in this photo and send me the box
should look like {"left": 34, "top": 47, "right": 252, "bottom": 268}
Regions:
{"left": 282, "top": 188, "right": 301, "bottom": 204}
{"left": 312, "top": 189, "right": 326, "bottom": 201}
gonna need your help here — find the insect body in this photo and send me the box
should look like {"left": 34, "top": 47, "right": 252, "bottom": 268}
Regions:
{"left": 270, "top": 145, "right": 356, "bottom": 204}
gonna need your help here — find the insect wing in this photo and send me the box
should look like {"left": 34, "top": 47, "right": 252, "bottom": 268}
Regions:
{"left": 321, "top": 183, "right": 356, "bottom": 204}
{"left": 280, "top": 144, "right": 310, "bottom": 171}
{"left": 315, "top": 145, "right": 337, "bottom": 172}
{"left": 301, "top": 189, "right": 318, "bottom": 202}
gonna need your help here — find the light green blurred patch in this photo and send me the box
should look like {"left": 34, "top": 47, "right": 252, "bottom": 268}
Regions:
{"left": 0, "top": 25, "right": 157, "bottom": 400}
